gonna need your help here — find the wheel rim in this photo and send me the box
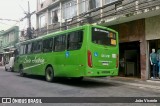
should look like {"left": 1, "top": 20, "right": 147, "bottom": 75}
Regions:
{"left": 46, "top": 69, "right": 52, "bottom": 81}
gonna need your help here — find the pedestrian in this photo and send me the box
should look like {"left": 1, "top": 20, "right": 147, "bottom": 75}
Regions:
{"left": 150, "top": 48, "right": 157, "bottom": 79}
{"left": 157, "top": 48, "right": 160, "bottom": 78}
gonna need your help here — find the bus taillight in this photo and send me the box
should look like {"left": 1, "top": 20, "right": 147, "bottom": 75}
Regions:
{"left": 87, "top": 50, "right": 92, "bottom": 68}
{"left": 116, "top": 54, "right": 119, "bottom": 68}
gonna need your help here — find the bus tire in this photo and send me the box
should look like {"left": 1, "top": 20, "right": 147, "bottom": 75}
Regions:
{"left": 45, "top": 67, "right": 54, "bottom": 82}
{"left": 73, "top": 77, "right": 83, "bottom": 81}
{"left": 19, "top": 66, "right": 25, "bottom": 77}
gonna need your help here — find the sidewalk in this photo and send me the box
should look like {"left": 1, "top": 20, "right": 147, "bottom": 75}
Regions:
{"left": 111, "top": 76, "right": 160, "bottom": 84}
{"left": 97, "top": 77, "right": 160, "bottom": 91}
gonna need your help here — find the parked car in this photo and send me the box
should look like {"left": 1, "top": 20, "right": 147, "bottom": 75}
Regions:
{"left": 5, "top": 57, "right": 15, "bottom": 72}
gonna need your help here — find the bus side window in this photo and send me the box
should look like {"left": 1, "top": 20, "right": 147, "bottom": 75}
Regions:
{"left": 25, "top": 44, "right": 28, "bottom": 54}
{"left": 54, "top": 35, "right": 66, "bottom": 52}
{"left": 20, "top": 45, "right": 26, "bottom": 55}
{"left": 67, "top": 31, "right": 83, "bottom": 51}
{"left": 33, "top": 41, "right": 43, "bottom": 53}
{"left": 19, "top": 45, "right": 23, "bottom": 55}
{"left": 43, "top": 38, "right": 53, "bottom": 52}
{"left": 27, "top": 43, "right": 32, "bottom": 54}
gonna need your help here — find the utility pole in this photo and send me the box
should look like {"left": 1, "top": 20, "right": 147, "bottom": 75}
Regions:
{"left": 20, "top": 1, "right": 35, "bottom": 39}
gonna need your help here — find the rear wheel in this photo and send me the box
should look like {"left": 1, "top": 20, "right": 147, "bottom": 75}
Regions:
{"left": 19, "top": 66, "right": 25, "bottom": 77}
{"left": 72, "top": 77, "right": 83, "bottom": 81}
{"left": 45, "top": 67, "right": 54, "bottom": 82}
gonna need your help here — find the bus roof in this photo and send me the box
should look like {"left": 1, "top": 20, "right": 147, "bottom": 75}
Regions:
{"left": 17, "top": 24, "right": 117, "bottom": 45}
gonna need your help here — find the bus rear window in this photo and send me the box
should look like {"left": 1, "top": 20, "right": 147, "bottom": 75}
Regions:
{"left": 92, "top": 28, "right": 116, "bottom": 46}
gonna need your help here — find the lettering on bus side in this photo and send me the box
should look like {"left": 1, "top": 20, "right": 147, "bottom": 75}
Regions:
{"left": 24, "top": 56, "right": 45, "bottom": 64}
{"left": 101, "top": 54, "right": 110, "bottom": 58}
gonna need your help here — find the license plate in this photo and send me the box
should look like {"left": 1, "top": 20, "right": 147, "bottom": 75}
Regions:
{"left": 102, "top": 71, "right": 110, "bottom": 74}
{"left": 102, "top": 62, "right": 108, "bottom": 65}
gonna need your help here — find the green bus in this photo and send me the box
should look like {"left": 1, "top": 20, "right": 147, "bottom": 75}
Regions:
{"left": 14, "top": 24, "right": 119, "bottom": 82}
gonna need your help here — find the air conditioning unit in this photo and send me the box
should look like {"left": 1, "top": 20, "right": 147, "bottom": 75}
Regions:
{"left": 61, "top": 19, "right": 65, "bottom": 23}
{"left": 100, "top": 20, "right": 105, "bottom": 24}
{"left": 66, "top": 18, "right": 72, "bottom": 22}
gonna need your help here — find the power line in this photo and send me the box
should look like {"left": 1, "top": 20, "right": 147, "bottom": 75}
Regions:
{"left": 0, "top": 18, "right": 19, "bottom": 22}
{"left": 0, "top": 22, "right": 10, "bottom": 25}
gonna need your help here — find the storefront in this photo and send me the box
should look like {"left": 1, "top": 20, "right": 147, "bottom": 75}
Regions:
{"left": 109, "top": 19, "right": 146, "bottom": 80}
{"left": 2, "top": 46, "right": 16, "bottom": 65}
{"left": 119, "top": 42, "right": 140, "bottom": 78}
{"left": 146, "top": 15, "right": 160, "bottom": 79}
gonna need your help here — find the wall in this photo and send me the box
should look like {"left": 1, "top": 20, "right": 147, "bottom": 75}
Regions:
{"left": 145, "top": 15, "right": 160, "bottom": 79}
{"left": 145, "top": 15, "right": 160, "bottom": 40}
{"left": 109, "top": 19, "right": 147, "bottom": 80}
{"left": 2, "top": 26, "right": 19, "bottom": 49}
{"left": 37, "top": 0, "right": 52, "bottom": 12}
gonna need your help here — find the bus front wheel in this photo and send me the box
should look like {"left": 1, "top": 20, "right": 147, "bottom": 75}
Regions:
{"left": 45, "top": 67, "right": 54, "bottom": 82}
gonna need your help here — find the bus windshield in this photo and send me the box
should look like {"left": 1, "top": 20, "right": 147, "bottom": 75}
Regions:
{"left": 92, "top": 27, "right": 117, "bottom": 46}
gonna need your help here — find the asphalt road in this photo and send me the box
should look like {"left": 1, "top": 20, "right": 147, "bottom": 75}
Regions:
{"left": 0, "top": 66, "right": 159, "bottom": 106}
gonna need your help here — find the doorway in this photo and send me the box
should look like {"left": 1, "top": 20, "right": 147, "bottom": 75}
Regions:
{"left": 149, "top": 40, "right": 160, "bottom": 78}
{"left": 119, "top": 41, "right": 140, "bottom": 78}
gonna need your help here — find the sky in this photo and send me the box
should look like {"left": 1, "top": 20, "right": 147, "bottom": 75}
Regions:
{"left": 0, "top": 0, "right": 36, "bottom": 31}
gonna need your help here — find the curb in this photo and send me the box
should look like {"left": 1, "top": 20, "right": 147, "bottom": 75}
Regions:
{"left": 112, "top": 80, "right": 160, "bottom": 90}
{"left": 146, "top": 80, "right": 160, "bottom": 84}
{"left": 91, "top": 78, "right": 160, "bottom": 90}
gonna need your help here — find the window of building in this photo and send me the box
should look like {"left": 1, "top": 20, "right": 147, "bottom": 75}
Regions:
{"left": 62, "top": 0, "right": 77, "bottom": 20}
{"left": 54, "top": 35, "right": 66, "bottom": 52}
{"left": 12, "top": 32, "right": 14, "bottom": 42}
{"left": 32, "top": 41, "right": 43, "bottom": 53}
{"left": 8, "top": 32, "right": 14, "bottom": 42}
{"left": 39, "top": 15, "right": 46, "bottom": 28}
{"left": 79, "top": 0, "right": 100, "bottom": 13}
{"left": 8, "top": 34, "right": 11, "bottom": 42}
{"left": 67, "top": 31, "right": 83, "bottom": 50}
{"left": 0, "top": 41, "right": 2, "bottom": 47}
{"left": 5, "top": 35, "right": 9, "bottom": 44}
{"left": 6, "top": 35, "right": 9, "bottom": 43}
{"left": 52, "top": 0, "right": 58, "bottom": 3}
{"left": 43, "top": 38, "right": 53, "bottom": 52}
{"left": 39, "top": 0, "right": 45, "bottom": 4}
{"left": 50, "top": 8, "right": 60, "bottom": 24}
{"left": 88, "top": 0, "right": 100, "bottom": 10}
{"left": 79, "top": 0, "right": 88, "bottom": 14}
{"left": 104, "top": 0, "right": 118, "bottom": 5}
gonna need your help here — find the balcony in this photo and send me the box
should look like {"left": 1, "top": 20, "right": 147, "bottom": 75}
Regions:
{"left": 48, "top": 23, "right": 61, "bottom": 33}
{"left": 35, "top": 0, "right": 160, "bottom": 35}
{"left": 100, "top": 0, "right": 160, "bottom": 26}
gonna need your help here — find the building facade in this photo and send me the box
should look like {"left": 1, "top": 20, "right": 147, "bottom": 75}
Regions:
{"left": 0, "top": 26, "right": 19, "bottom": 65}
{"left": 36, "top": 0, "right": 160, "bottom": 80}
